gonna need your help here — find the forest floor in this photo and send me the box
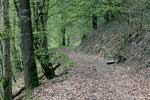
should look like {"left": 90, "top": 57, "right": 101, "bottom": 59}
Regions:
{"left": 31, "top": 48, "right": 150, "bottom": 100}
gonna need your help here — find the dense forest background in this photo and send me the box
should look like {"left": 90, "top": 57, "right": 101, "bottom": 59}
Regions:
{"left": 0, "top": 0, "right": 150, "bottom": 100}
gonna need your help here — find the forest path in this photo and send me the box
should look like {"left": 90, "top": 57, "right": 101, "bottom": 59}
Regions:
{"left": 32, "top": 48, "right": 150, "bottom": 100}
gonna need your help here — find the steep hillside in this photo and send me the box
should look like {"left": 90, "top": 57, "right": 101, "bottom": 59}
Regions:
{"left": 80, "top": 22, "right": 150, "bottom": 69}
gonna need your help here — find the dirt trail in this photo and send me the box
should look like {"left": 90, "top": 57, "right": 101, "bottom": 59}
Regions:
{"left": 32, "top": 49, "right": 150, "bottom": 100}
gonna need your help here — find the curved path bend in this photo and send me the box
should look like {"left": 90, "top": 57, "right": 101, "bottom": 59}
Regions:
{"left": 32, "top": 49, "right": 150, "bottom": 100}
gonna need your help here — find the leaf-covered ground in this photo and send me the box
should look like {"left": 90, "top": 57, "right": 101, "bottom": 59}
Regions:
{"left": 32, "top": 49, "right": 150, "bottom": 100}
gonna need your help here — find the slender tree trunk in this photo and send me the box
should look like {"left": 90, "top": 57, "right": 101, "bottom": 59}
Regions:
{"left": 0, "top": 40, "right": 3, "bottom": 76}
{"left": 1, "top": 0, "right": 12, "bottom": 99}
{"left": 12, "top": 16, "right": 22, "bottom": 72}
{"left": 92, "top": 0, "right": 98, "bottom": 30}
{"left": 62, "top": 26, "right": 66, "bottom": 46}
{"left": 18, "top": 0, "right": 39, "bottom": 89}
{"left": 104, "top": 10, "right": 112, "bottom": 24}
{"left": 13, "top": 0, "right": 19, "bottom": 17}
{"left": 12, "top": 39, "right": 22, "bottom": 72}
{"left": 104, "top": 0, "right": 113, "bottom": 24}
{"left": 92, "top": 14, "right": 98, "bottom": 30}
{"left": 67, "top": 36, "right": 70, "bottom": 47}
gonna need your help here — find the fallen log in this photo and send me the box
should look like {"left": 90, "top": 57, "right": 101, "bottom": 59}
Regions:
{"left": 12, "top": 87, "right": 25, "bottom": 99}
{"left": 106, "top": 60, "right": 115, "bottom": 65}
{"left": 12, "top": 63, "right": 61, "bottom": 99}
{"left": 12, "top": 74, "right": 45, "bottom": 100}
{"left": 13, "top": 92, "right": 25, "bottom": 100}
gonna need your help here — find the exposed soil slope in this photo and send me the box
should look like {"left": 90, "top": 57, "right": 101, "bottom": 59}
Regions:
{"left": 80, "top": 22, "right": 150, "bottom": 67}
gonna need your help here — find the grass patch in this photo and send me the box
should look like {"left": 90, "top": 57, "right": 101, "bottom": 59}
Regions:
{"left": 50, "top": 52, "right": 77, "bottom": 68}
{"left": 51, "top": 52, "right": 77, "bottom": 76}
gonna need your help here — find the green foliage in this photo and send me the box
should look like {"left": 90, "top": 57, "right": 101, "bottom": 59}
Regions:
{"left": 50, "top": 52, "right": 77, "bottom": 68}
{"left": 24, "top": 88, "right": 31, "bottom": 100}
{"left": 0, "top": 76, "right": 4, "bottom": 99}
{"left": 0, "top": 0, "right": 150, "bottom": 98}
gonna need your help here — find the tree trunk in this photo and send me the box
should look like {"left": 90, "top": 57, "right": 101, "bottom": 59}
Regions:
{"left": 0, "top": 40, "right": 3, "bottom": 76}
{"left": 12, "top": 16, "right": 22, "bottom": 72}
{"left": 1, "top": 0, "right": 12, "bottom": 99}
{"left": 92, "top": 14, "right": 98, "bottom": 30}
{"left": 13, "top": 0, "right": 19, "bottom": 17}
{"left": 104, "top": 10, "right": 112, "bottom": 24}
{"left": 62, "top": 26, "right": 66, "bottom": 46}
{"left": 104, "top": 0, "right": 113, "bottom": 24}
{"left": 32, "top": 0, "right": 55, "bottom": 79}
{"left": 18, "top": 0, "right": 39, "bottom": 89}
{"left": 67, "top": 36, "right": 70, "bottom": 47}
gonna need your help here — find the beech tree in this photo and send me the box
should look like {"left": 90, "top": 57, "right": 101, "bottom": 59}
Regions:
{"left": 1, "top": 0, "right": 12, "bottom": 99}
{"left": 18, "top": 0, "right": 39, "bottom": 89}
